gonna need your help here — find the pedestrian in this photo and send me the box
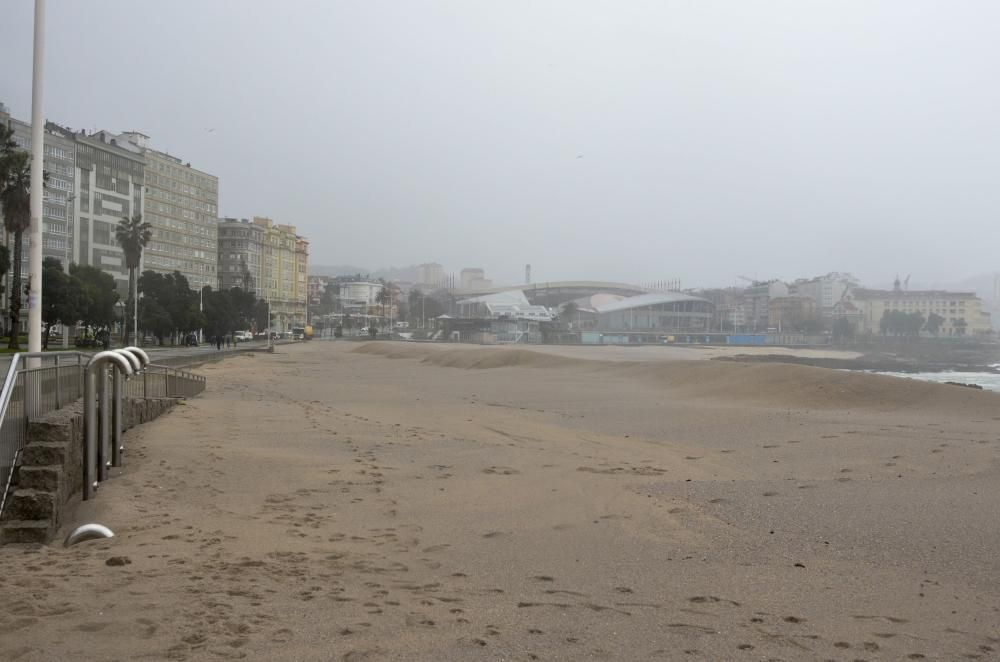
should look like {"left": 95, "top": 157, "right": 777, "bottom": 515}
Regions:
{"left": 225, "top": 335, "right": 231, "bottom": 348}
{"left": 216, "top": 335, "right": 222, "bottom": 351}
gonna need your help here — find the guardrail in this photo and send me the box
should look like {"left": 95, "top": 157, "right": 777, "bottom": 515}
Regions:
{"left": 123, "top": 364, "right": 206, "bottom": 399}
{"left": 0, "top": 349, "right": 209, "bottom": 516}
{"left": 0, "top": 351, "right": 89, "bottom": 516}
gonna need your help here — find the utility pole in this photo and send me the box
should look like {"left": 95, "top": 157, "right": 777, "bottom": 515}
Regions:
{"left": 27, "top": 0, "right": 46, "bottom": 365}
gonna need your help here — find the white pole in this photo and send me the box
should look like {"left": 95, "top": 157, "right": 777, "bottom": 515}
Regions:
{"left": 27, "top": 0, "right": 46, "bottom": 365}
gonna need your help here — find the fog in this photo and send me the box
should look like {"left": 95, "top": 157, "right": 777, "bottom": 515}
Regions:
{"left": 1, "top": 0, "right": 998, "bottom": 287}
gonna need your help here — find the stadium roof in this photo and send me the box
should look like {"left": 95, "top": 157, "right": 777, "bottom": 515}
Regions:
{"left": 594, "top": 291, "right": 711, "bottom": 314}
{"left": 455, "top": 290, "right": 530, "bottom": 306}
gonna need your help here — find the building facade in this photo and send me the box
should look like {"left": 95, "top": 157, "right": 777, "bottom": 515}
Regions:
{"left": 416, "top": 262, "right": 445, "bottom": 289}
{"left": 73, "top": 130, "right": 146, "bottom": 294}
{"left": 294, "top": 237, "right": 309, "bottom": 320}
{"left": 0, "top": 111, "right": 78, "bottom": 270}
{"left": 254, "top": 216, "right": 306, "bottom": 329}
{"left": 121, "top": 133, "right": 219, "bottom": 290}
{"left": 847, "top": 285, "right": 993, "bottom": 336}
{"left": 594, "top": 292, "right": 714, "bottom": 333}
{"left": 792, "top": 272, "right": 858, "bottom": 317}
{"left": 217, "top": 218, "right": 264, "bottom": 294}
{"left": 768, "top": 296, "right": 819, "bottom": 331}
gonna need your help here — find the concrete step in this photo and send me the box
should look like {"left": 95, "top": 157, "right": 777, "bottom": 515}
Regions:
{"left": 21, "top": 442, "right": 69, "bottom": 467}
{"left": 18, "top": 465, "right": 62, "bottom": 493}
{"left": 2, "top": 489, "right": 55, "bottom": 521}
{"left": 0, "top": 519, "right": 53, "bottom": 545}
{"left": 26, "top": 418, "right": 74, "bottom": 443}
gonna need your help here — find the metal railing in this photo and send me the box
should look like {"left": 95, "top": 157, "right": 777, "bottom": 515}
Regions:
{"left": 0, "top": 349, "right": 209, "bottom": 516}
{"left": 123, "top": 364, "right": 206, "bottom": 399}
{"left": 0, "top": 351, "right": 89, "bottom": 516}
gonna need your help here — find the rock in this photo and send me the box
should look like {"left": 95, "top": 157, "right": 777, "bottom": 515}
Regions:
{"left": 105, "top": 556, "right": 131, "bottom": 567}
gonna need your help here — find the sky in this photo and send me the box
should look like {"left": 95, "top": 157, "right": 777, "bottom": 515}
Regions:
{"left": 1, "top": 0, "right": 999, "bottom": 289}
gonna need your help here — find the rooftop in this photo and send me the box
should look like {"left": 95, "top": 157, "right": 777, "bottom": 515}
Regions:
{"left": 594, "top": 291, "right": 711, "bottom": 314}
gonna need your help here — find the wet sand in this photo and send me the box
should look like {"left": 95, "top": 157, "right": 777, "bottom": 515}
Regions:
{"left": 1, "top": 341, "right": 999, "bottom": 661}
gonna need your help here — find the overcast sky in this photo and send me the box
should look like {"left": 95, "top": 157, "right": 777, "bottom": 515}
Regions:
{"left": 2, "top": 1, "right": 998, "bottom": 288}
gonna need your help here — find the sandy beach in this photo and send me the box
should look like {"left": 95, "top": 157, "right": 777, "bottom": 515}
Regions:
{"left": 2, "top": 340, "right": 999, "bottom": 661}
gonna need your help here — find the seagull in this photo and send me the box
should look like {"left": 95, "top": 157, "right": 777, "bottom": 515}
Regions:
{"left": 205, "top": 127, "right": 215, "bottom": 133}
{"left": 576, "top": 154, "right": 584, "bottom": 159}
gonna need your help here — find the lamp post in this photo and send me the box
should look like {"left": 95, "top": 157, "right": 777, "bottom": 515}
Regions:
{"left": 26, "top": 0, "right": 46, "bottom": 367}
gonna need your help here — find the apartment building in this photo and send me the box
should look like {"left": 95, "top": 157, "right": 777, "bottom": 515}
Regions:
{"left": 73, "top": 130, "right": 146, "bottom": 294}
{"left": 0, "top": 109, "right": 78, "bottom": 269}
{"left": 253, "top": 216, "right": 307, "bottom": 329}
{"left": 217, "top": 217, "right": 264, "bottom": 294}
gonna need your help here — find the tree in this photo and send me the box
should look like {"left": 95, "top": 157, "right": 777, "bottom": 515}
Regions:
{"left": 115, "top": 214, "right": 153, "bottom": 345}
{"left": 0, "top": 150, "right": 33, "bottom": 348}
{"left": 139, "top": 270, "right": 202, "bottom": 343}
{"left": 925, "top": 312, "right": 945, "bottom": 336}
{"left": 376, "top": 285, "right": 390, "bottom": 320}
{"left": 832, "top": 317, "right": 853, "bottom": 341}
{"left": 71, "top": 264, "right": 119, "bottom": 334}
{"left": 41, "top": 257, "right": 81, "bottom": 349}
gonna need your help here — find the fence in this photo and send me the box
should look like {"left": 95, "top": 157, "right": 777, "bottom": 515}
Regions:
{"left": 123, "top": 364, "right": 206, "bottom": 399}
{"left": 0, "top": 351, "right": 207, "bottom": 517}
{"left": 0, "top": 352, "right": 89, "bottom": 516}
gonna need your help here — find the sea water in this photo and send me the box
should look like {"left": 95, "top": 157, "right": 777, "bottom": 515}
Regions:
{"left": 874, "top": 366, "right": 1000, "bottom": 392}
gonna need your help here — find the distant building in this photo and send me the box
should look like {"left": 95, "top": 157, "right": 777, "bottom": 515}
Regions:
{"left": 455, "top": 290, "right": 553, "bottom": 321}
{"left": 738, "top": 280, "right": 789, "bottom": 331}
{"left": 593, "top": 292, "right": 714, "bottom": 334}
{"left": 116, "top": 131, "right": 219, "bottom": 290}
{"left": 308, "top": 275, "right": 334, "bottom": 305}
{"left": 217, "top": 218, "right": 264, "bottom": 295}
{"left": 846, "top": 282, "right": 992, "bottom": 336}
{"left": 416, "top": 263, "right": 445, "bottom": 289}
{"left": 460, "top": 267, "right": 492, "bottom": 290}
{"left": 792, "top": 272, "right": 858, "bottom": 317}
{"left": 254, "top": 216, "right": 307, "bottom": 329}
{"left": 339, "top": 281, "right": 382, "bottom": 314}
{"left": 768, "top": 296, "right": 819, "bottom": 331}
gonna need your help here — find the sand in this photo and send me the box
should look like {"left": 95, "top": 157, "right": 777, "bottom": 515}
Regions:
{"left": 1, "top": 340, "right": 999, "bottom": 661}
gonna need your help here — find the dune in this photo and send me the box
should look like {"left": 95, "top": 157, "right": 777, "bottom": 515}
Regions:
{"left": 353, "top": 341, "right": 1000, "bottom": 413}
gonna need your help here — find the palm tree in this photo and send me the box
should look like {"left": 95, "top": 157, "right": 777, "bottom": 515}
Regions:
{"left": 115, "top": 213, "right": 152, "bottom": 345}
{"left": 0, "top": 150, "right": 32, "bottom": 349}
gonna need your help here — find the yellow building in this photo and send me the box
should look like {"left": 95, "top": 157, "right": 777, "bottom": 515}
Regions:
{"left": 848, "top": 286, "right": 992, "bottom": 336}
{"left": 253, "top": 216, "right": 308, "bottom": 329}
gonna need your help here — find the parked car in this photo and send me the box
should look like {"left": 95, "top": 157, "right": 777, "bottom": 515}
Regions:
{"left": 235, "top": 330, "right": 253, "bottom": 342}
{"left": 184, "top": 333, "right": 198, "bottom": 347}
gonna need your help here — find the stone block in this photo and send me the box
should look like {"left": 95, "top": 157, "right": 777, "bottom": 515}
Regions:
{"left": 18, "top": 466, "right": 61, "bottom": 492}
{"left": 0, "top": 520, "right": 52, "bottom": 545}
{"left": 21, "top": 442, "right": 67, "bottom": 467}
{"left": 4, "top": 490, "right": 54, "bottom": 521}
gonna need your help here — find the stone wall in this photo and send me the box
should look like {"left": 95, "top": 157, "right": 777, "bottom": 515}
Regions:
{"left": 1, "top": 397, "right": 177, "bottom": 544}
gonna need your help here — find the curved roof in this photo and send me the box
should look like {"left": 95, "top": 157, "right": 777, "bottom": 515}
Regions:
{"left": 452, "top": 280, "right": 650, "bottom": 298}
{"left": 594, "top": 291, "right": 711, "bottom": 314}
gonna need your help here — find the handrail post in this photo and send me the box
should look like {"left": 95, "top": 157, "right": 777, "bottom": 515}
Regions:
{"left": 83, "top": 366, "right": 97, "bottom": 500}
{"left": 54, "top": 354, "right": 61, "bottom": 409}
{"left": 83, "top": 351, "right": 133, "bottom": 499}
{"left": 97, "top": 366, "right": 109, "bottom": 482}
{"left": 111, "top": 366, "right": 123, "bottom": 467}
